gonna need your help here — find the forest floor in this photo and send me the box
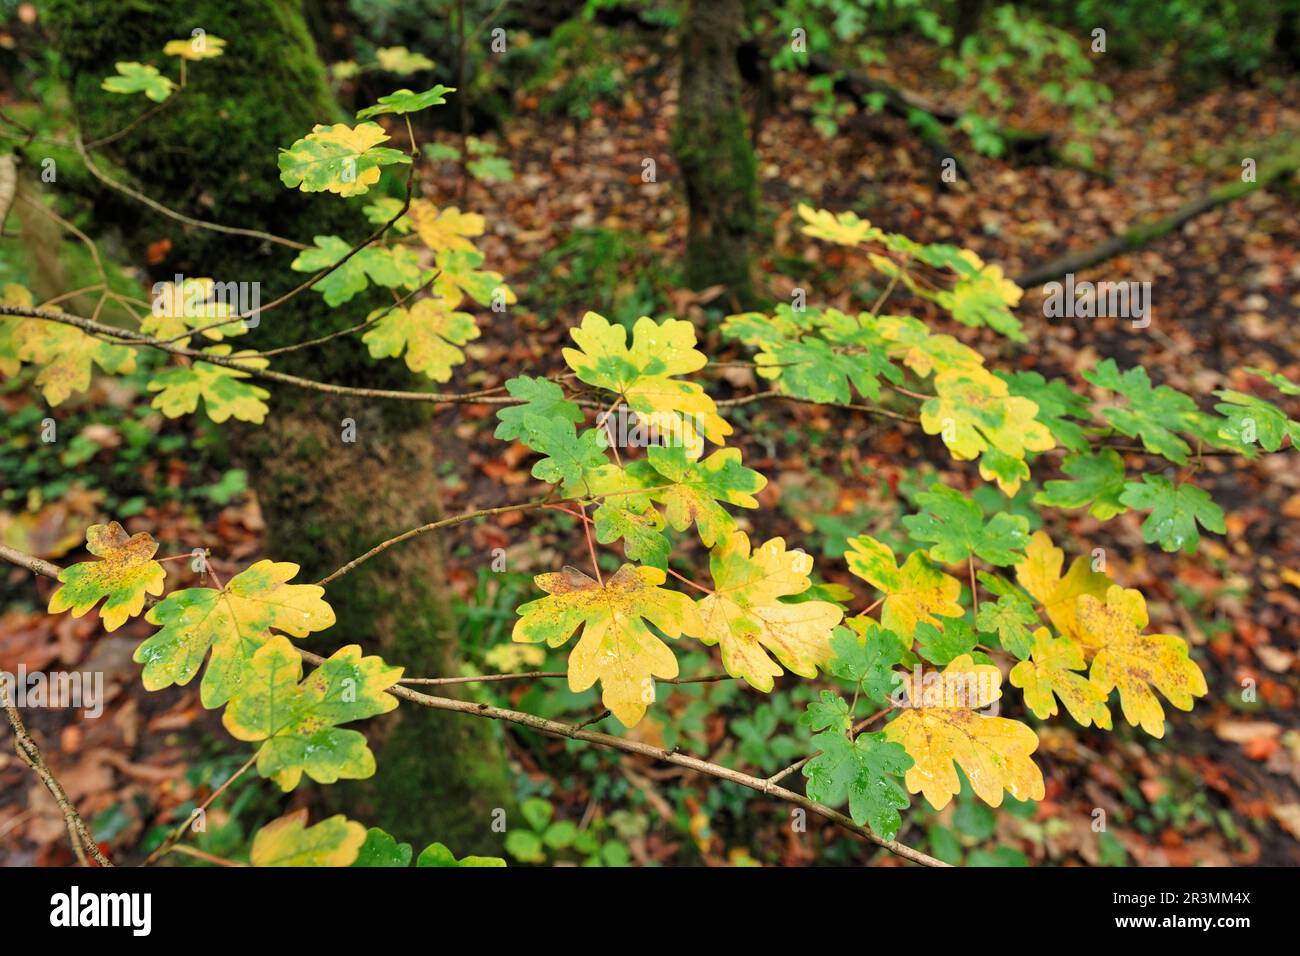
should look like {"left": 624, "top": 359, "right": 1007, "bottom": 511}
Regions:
{"left": 3, "top": 36, "right": 1299, "bottom": 867}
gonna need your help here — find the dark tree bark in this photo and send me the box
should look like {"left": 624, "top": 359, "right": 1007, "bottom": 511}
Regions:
{"left": 672, "top": 0, "right": 760, "bottom": 309}
{"left": 41, "top": 0, "right": 515, "bottom": 852}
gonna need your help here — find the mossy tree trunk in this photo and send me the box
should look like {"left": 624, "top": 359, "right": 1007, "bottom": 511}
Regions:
{"left": 41, "top": 0, "right": 515, "bottom": 853}
{"left": 672, "top": 0, "right": 759, "bottom": 310}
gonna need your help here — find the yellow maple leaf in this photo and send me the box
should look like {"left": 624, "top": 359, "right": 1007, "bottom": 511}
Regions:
{"left": 15, "top": 319, "right": 136, "bottom": 406}
{"left": 1009, "top": 627, "right": 1112, "bottom": 729}
{"left": 513, "top": 564, "right": 698, "bottom": 726}
{"left": 1014, "top": 531, "right": 1110, "bottom": 644}
{"left": 688, "top": 532, "right": 842, "bottom": 692}
{"left": 48, "top": 522, "right": 166, "bottom": 632}
{"left": 409, "top": 201, "right": 485, "bottom": 253}
{"left": 844, "top": 534, "right": 962, "bottom": 637}
{"left": 1077, "top": 586, "right": 1207, "bottom": 737}
{"left": 883, "top": 654, "right": 1045, "bottom": 809}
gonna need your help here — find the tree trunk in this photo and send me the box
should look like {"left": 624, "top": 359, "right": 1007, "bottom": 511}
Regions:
{"left": 41, "top": 0, "right": 515, "bottom": 853}
{"left": 672, "top": 0, "right": 759, "bottom": 309}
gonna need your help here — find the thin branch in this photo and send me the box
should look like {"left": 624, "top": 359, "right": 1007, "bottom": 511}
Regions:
{"left": 2, "top": 683, "right": 113, "bottom": 866}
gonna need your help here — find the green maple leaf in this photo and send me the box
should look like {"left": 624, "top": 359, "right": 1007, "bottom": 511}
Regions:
{"left": 642, "top": 443, "right": 766, "bottom": 547}
{"left": 1213, "top": 390, "right": 1300, "bottom": 454}
{"left": 362, "top": 298, "right": 479, "bottom": 382}
{"left": 278, "top": 122, "right": 410, "bottom": 197}
{"left": 802, "top": 690, "right": 852, "bottom": 733}
{"left": 222, "top": 637, "right": 402, "bottom": 791}
{"left": 416, "top": 843, "right": 506, "bottom": 867}
{"left": 1118, "top": 474, "right": 1225, "bottom": 554}
{"left": 351, "top": 827, "right": 413, "bottom": 867}
{"left": 902, "top": 484, "right": 1030, "bottom": 567}
{"left": 147, "top": 347, "right": 271, "bottom": 424}
{"left": 134, "top": 560, "right": 336, "bottom": 708}
{"left": 493, "top": 376, "right": 582, "bottom": 444}
{"left": 357, "top": 84, "right": 454, "bottom": 119}
{"left": 975, "top": 592, "right": 1039, "bottom": 660}
{"left": 1035, "top": 448, "right": 1129, "bottom": 519}
{"left": 580, "top": 463, "right": 670, "bottom": 568}
{"left": 1082, "top": 359, "right": 1203, "bottom": 463}
{"left": 915, "top": 618, "right": 978, "bottom": 665}
{"left": 250, "top": 811, "right": 366, "bottom": 867}
{"left": 101, "top": 61, "right": 175, "bottom": 102}
{"left": 519, "top": 417, "right": 607, "bottom": 490}
{"left": 825, "top": 623, "right": 904, "bottom": 704}
{"left": 290, "top": 236, "right": 422, "bottom": 305}
{"left": 803, "top": 730, "right": 913, "bottom": 839}
{"left": 998, "top": 370, "right": 1091, "bottom": 452}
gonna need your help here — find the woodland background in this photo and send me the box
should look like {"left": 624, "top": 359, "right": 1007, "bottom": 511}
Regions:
{"left": 1, "top": 0, "right": 1299, "bottom": 867}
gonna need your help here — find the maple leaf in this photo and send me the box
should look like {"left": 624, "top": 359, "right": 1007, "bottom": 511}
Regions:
{"left": 47, "top": 522, "right": 165, "bottom": 632}
{"left": 357, "top": 84, "right": 454, "bottom": 119}
{"left": 1213, "top": 390, "right": 1300, "bottom": 454}
{"left": 15, "top": 319, "right": 136, "bottom": 406}
{"left": 1118, "top": 474, "right": 1225, "bottom": 554}
{"left": 920, "top": 369, "right": 1054, "bottom": 493}
{"left": 351, "top": 827, "right": 412, "bottom": 867}
{"left": 803, "top": 689, "right": 853, "bottom": 733}
{"left": 520, "top": 418, "right": 607, "bottom": 491}
{"left": 0, "top": 283, "right": 34, "bottom": 377}
{"left": 581, "top": 463, "right": 669, "bottom": 568}
{"left": 562, "top": 312, "right": 730, "bottom": 452}
{"left": 975, "top": 591, "right": 1039, "bottom": 660}
{"left": 147, "top": 347, "right": 271, "bottom": 424}
{"left": 883, "top": 654, "right": 1045, "bottom": 809}
{"left": 416, "top": 843, "right": 506, "bottom": 867}
{"left": 1013, "top": 531, "right": 1110, "bottom": 644}
{"left": 1009, "top": 628, "right": 1112, "bottom": 728}
{"left": 162, "top": 35, "right": 227, "bottom": 60}
{"left": 290, "top": 236, "right": 422, "bottom": 305}
{"left": 844, "top": 534, "right": 962, "bottom": 636}
{"left": 250, "top": 810, "right": 366, "bottom": 867}
{"left": 375, "top": 46, "right": 435, "bottom": 74}
{"left": 140, "top": 277, "right": 244, "bottom": 344}
{"left": 803, "top": 730, "right": 913, "bottom": 839}
{"left": 1035, "top": 448, "right": 1129, "bottom": 520}
{"left": 513, "top": 564, "right": 698, "bottom": 726}
{"left": 797, "top": 203, "right": 884, "bottom": 245}
{"left": 915, "top": 618, "right": 978, "bottom": 665}
{"left": 688, "top": 532, "right": 842, "bottom": 691}
{"left": 408, "top": 202, "right": 483, "bottom": 253}
{"left": 362, "top": 298, "right": 479, "bottom": 382}
{"left": 902, "top": 484, "right": 1030, "bottom": 567}
{"left": 278, "top": 122, "right": 410, "bottom": 197}
{"left": 873, "top": 313, "right": 984, "bottom": 379}
{"left": 1077, "top": 586, "right": 1207, "bottom": 737}
{"left": 222, "top": 637, "right": 402, "bottom": 791}
{"left": 101, "top": 61, "right": 175, "bottom": 101}
{"left": 642, "top": 443, "right": 765, "bottom": 547}
{"left": 493, "top": 376, "right": 583, "bottom": 444}
{"left": 825, "top": 622, "right": 906, "bottom": 704}
{"left": 931, "top": 264, "right": 1026, "bottom": 341}
{"left": 433, "top": 249, "right": 516, "bottom": 308}
{"left": 134, "top": 560, "right": 336, "bottom": 708}
{"left": 998, "top": 370, "right": 1092, "bottom": 452}
{"left": 1082, "top": 359, "right": 1202, "bottom": 463}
